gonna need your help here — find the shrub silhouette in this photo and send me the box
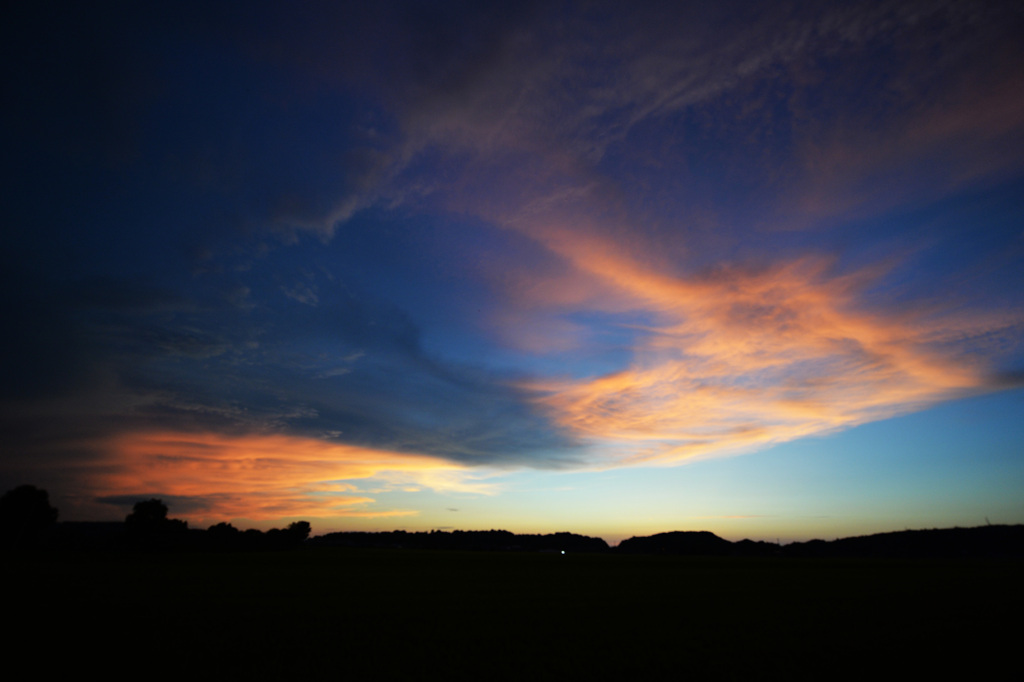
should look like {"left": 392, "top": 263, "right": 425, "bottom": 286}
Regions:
{"left": 288, "top": 521, "right": 311, "bottom": 542}
{"left": 263, "top": 521, "right": 312, "bottom": 549}
{"left": 207, "top": 521, "right": 239, "bottom": 536}
{"left": 125, "top": 498, "right": 169, "bottom": 529}
{"left": 0, "top": 484, "right": 58, "bottom": 548}
{"left": 124, "top": 498, "right": 187, "bottom": 547}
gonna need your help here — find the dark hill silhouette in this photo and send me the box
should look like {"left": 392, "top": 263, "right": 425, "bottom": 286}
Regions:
{"left": 616, "top": 530, "right": 733, "bottom": 556}
{"left": 781, "top": 525, "right": 1024, "bottom": 559}
{"left": 612, "top": 525, "right": 1024, "bottom": 559}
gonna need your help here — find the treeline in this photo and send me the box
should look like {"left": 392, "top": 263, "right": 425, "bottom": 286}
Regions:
{"left": 309, "top": 529, "right": 609, "bottom": 553}
{"left": 0, "top": 485, "right": 310, "bottom": 551}
{"left": 5, "top": 484, "right": 1023, "bottom": 558}
{"left": 117, "top": 498, "right": 311, "bottom": 551}
{"left": 311, "top": 526, "right": 1024, "bottom": 558}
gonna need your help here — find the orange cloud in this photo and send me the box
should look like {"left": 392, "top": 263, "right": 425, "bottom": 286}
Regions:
{"left": 92, "top": 431, "right": 496, "bottom": 522}
{"left": 518, "top": 230, "right": 1005, "bottom": 466}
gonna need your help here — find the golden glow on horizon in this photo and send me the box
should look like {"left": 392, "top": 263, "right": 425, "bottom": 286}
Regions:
{"left": 94, "top": 431, "right": 497, "bottom": 522}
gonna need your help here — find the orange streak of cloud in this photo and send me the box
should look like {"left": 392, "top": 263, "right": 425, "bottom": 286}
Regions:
{"left": 519, "top": 230, "right": 1003, "bottom": 466}
{"left": 94, "top": 431, "right": 494, "bottom": 522}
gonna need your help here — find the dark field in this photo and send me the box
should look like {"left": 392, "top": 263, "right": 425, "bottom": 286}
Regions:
{"left": 8, "top": 548, "right": 1020, "bottom": 679}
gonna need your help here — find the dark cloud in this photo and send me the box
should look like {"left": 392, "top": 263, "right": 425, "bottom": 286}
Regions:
{"left": 987, "top": 370, "right": 1024, "bottom": 390}
{"left": 1, "top": 250, "right": 578, "bottom": 485}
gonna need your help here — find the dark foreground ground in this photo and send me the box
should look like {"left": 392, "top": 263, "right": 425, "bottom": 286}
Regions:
{"left": 7, "top": 548, "right": 1020, "bottom": 680}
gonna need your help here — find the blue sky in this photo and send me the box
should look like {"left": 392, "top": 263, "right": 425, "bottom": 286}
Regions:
{"left": 3, "top": 1, "right": 1023, "bottom": 544}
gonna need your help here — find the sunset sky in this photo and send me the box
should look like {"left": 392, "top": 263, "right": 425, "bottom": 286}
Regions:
{"left": 4, "top": 0, "right": 1023, "bottom": 544}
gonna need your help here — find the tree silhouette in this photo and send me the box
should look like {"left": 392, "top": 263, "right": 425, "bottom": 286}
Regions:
{"left": 263, "top": 521, "right": 312, "bottom": 548}
{"left": 125, "top": 498, "right": 169, "bottom": 531}
{"left": 287, "top": 521, "right": 311, "bottom": 542}
{"left": 125, "top": 498, "right": 187, "bottom": 547}
{"left": 0, "top": 484, "right": 59, "bottom": 547}
{"left": 208, "top": 521, "right": 239, "bottom": 535}
{"left": 206, "top": 521, "right": 241, "bottom": 549}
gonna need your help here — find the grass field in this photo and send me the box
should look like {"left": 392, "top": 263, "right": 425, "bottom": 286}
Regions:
{"left": 8, "top": 548, "right": 1020, "bottom": 679}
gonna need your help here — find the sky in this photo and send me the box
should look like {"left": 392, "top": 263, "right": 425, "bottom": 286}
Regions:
{"left": 3, "top": 0, "right": 1023, "bottom": 544}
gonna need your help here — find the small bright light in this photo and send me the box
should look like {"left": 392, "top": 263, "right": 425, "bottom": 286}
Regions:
{"left": 561, "top": 550, "right": 565, "bottom": 555}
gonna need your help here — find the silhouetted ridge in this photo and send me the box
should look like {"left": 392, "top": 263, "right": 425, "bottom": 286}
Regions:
{"left": 309, "top": 529, "right": 610, "bottom": 552}
{"left": 782, "top": 525, "right": 1024, "bottom": 559}
{"left": 616, "top": 531, "right": 733, "bottom": 556}
{"left": 611, "top": 525, "right": 1024, "bottom": 558}
{"left": 5, "top": 484, "right": 1018, "bottom": 559}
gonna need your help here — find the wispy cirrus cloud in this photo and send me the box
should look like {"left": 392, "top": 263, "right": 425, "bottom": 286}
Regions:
{"left": 511, "top": 228, "right": 1014, "bottom": 466}
{"left": 358, "top": 0, "right": 1024, "bottom": 469}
